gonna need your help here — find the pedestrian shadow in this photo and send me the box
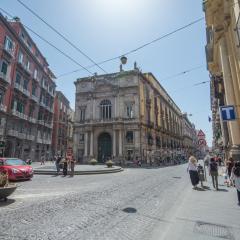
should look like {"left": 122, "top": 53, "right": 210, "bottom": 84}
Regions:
{"left": 0, "top": 198, "right": 16, "bottom": 207}
{"left": 202, "top": 186, "right": 211, "bottom": 190}
{"left": 217, "top": 188, "right": 229, "bottom": 192}
{"left": 194, "top": 187, "right": 206, "bottom": 191}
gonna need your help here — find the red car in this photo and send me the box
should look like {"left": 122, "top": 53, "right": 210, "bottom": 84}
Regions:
{"left": 0, "top": 158, "right": 33, "bottom": 181}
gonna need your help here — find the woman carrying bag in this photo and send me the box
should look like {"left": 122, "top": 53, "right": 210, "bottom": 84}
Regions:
{"left": 187, "top": 156, "right": 199, "bottom": 189}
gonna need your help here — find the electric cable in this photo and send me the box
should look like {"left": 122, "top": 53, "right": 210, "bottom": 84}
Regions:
{"left": 16, "top": 0, "right": 107, "bottom": 74}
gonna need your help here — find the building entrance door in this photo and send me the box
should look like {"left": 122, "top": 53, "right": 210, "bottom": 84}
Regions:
{"left": 98, "top": 132, "right": 112, "bottom": 163}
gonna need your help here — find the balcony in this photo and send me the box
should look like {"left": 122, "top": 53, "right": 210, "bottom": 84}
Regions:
{"left": 12, "top": 109, "right": 28, "bottom": 121}
{"left": 29, "top": 117, "right": 37, "bottom": 124}
{"left": 37, "top": 135, "right": 51, "bottom": 145}
{"left": 16, "top": 60, "right": 32, "bottom": 76}
{"left": 14, "top": 82, "right": 30, "bottom": 97}
{"left": 205, "top": 43, "right": 213, "bottom": 66}
{"left": 0, "top": 72, "right": 10, "bottom": 84}
{"left": 0, "top": 104, "right": 7, "bottom": 113}
{"left": 3, "top": 44, "right": 14, "bottom": 58}
{"left": 7, "top": 129, "right": 35, "bottom": 141}
{"left": 37, "top": 120, "right": 53, "bottom": 129}
{"left": 31, "top": 94, "right": 39, "bottom": 103}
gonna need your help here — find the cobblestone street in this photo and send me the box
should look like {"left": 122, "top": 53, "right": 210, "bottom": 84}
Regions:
{"left": 0, "top": 164, "right": 189, "bottom": 240}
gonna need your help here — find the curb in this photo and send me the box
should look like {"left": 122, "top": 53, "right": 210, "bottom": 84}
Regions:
{"left": 34, "top": 167, "right": 123, "bottom": 175}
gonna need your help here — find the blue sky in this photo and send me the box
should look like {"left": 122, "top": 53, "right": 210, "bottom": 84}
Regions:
{"left": 1, "top": 0, "right": 212, "bottom": 145}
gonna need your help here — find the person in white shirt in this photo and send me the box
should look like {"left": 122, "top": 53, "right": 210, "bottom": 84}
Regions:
{"left": 187, "top": 156, "right": 199, "bottom": 189}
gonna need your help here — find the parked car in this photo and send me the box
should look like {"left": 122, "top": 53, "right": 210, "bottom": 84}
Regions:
{"left": 0, "top": 158, "right": 33, "bottom": 181}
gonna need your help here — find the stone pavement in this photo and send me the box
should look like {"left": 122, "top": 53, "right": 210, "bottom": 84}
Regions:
{"left": 153, "top": 165, "right": 240, "bottom": 240}
{"left": 31, "top": 161, "right": 123, "bottom": 175}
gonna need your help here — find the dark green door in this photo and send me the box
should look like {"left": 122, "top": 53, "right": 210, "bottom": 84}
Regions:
{"left": 98, "top": 132, "right": 112, "bottom": 163}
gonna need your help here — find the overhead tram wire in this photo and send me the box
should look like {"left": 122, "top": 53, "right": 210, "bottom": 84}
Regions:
{"left": 160, "top": 65, "right": 204, "bottom": 82}
{"left": 0, "top": 8, "right": 93, "bottom": 75}
{"left": 57, "top": 17, "right": 204, "bottom": 78}
{"left": 56, "top": 0, "right": 240, "bottom": 78}
{"left": 16, "top": 0, "right": 107, "bottom": 74}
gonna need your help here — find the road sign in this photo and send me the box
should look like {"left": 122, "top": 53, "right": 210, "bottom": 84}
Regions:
{"left": 198, "top": 139, "right": 206, "bottom": 146}
{"left": 197, "top": 130, "right": 205, "bottom": 139}
{"left": 220, "top": 105, "right": 236, "bottom": 121}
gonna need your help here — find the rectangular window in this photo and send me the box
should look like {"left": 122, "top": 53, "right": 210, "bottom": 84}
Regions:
{"left": 80, "top": 108, "right": 86, "bottom": 121}
{"left": 127, "top": 104, "right": 134, "bottom": 118}
{"left": 1, "top": 61, "right": 8, "bottom": 75}
{"left": 32, "top": 83, "right": 37, "bottom": 96}
{"left": 0, "top": 90, "right": 4, "bottom": 104}
{"left": 126, "top": 131, "right": 134, "bottom": 143}
{"left": 79, "top": 134, "right": 84, "bottom": 143}
{"left": 18, "top": 51, "right": 23, "bottom": 63}
{"left": 16, "top": 73, "right": 21, "bottom": 84}
{"left": 4, "top": 36, "right": 14, "bottom": 53}
{"left": 23, "top": 79, "right": 28, "bottom": 90}
{"left": 26, "top": 59, "right": 30, "bottom": 70}
{"left": 34, "top": 69, "right": 38, "bottom": 79}
{"left": 16, "top": 101, "right": 24, "bottom": 113}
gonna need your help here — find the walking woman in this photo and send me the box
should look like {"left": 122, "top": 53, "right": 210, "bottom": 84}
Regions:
{"left": 187, "top": 156, "right": 199, "bottom": 189}
{"left": 231, "top": 161, "right": 240, "bottom": 206}
{"left": 226, "top": 157, "right": 234, "bottom": 185}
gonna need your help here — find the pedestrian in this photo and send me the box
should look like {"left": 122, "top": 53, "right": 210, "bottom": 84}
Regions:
{"left": 55, "top": 155, "right": 61, "bottom": 175}
{"left": 197, "top": 163, "right": 205, "bottom": 187}
{"left": 69, "top": 157, "right": 76, "bottom": 177}
{"left": 204, "top": 154, "right": 210, "bottom": 167}
{"left": 230, "top": 161, "right": 240, "bottom": 206}
{"left": 40, "top": 154, "right": 45, "bottom": 165}
{"left": 187, "top": 155, "right": 199, "bottom": 189}
{"left": 62, "top": 158, "right": 68, "bottom": 176}
{"left": 226, "top": 157, "right": 235, "bottom": 183}
{"left": 209, "top": 157, "right": 219, "bottom": 190}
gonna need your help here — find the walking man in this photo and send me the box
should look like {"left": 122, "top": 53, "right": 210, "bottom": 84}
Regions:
{"left": 209, "top": 157, "right": 219, "bottom": 190}
{"left": 56, "top": 155, "right": 61, "bottom": 175}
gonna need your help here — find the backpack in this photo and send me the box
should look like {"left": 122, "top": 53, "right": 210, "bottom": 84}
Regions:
{"left": 210, "top": 161, "right": 218, "bottom": 172}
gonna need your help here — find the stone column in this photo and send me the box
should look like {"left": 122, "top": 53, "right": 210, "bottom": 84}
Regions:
{"left": 92, "top": 98, "right": 96, "bottom": 120}
{"left": 113, "top": 130, "right": 116, "bottom": 157}
{"left": 219, "top": 37, "right": 240, "bottom": 155}
{"left": 119, "top": 130, "right": 122, "bottom": 156}
{"left": 84, "top": 132, "right": 88, "bottom": 157}
{"left": 90, "top": 131, "right": 93, "bottom": 157}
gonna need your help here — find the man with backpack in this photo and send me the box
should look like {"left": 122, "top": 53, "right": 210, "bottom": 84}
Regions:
{"left": 209, "top": 157, "right": 219, "bottom": 190}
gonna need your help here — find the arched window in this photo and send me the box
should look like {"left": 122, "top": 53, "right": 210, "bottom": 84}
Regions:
{"left": 100, "top": 99, "right": 112, "bottom": 119}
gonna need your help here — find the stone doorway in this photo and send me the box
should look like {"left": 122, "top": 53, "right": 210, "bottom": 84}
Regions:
{"left": 98, "top": 132, "right": 112, "bottom": 163}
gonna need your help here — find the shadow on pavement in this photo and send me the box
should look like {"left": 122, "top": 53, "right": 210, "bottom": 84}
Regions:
{"left": 194, "top": 187, "right": 206, "bottom": 191}
{"left": 0, "top": 198, "right": 16, "bottom": 207}
{"left": 202, "top": 186, "right": 211, "bottom": 190}
{"left": 217, "top": 188, "right": 229, "bottom": 192}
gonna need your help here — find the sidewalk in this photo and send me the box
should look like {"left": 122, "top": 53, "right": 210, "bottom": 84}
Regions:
{"left": 154, "top": 167, "right": 240, "bottom": 240}
{"left": 31, "top": 161, "right": 123, "bottom": 175}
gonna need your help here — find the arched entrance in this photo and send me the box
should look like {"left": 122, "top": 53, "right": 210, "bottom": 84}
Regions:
{"left": 98, "top": 132, "right": 112, "bottom": 163}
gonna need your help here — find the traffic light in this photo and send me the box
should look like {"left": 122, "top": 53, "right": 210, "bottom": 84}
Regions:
{"left": 0, "top": 141, "right": 5, "bottom": 148}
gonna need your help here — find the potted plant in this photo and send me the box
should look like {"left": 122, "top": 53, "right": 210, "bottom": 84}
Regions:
{"left": 106, "top": 160, "right": 114, "bottom": 168}
{"left": 89, "top": 158, "right": 98, "bottom": 165}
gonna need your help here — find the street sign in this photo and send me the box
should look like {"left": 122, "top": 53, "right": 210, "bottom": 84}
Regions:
{"left": 198, "top": 139, "right": 206, "bottom": 146}
{"left": 220, "top": 105, "right": 236, "bottom": 121}
{"left": 197, "top": 130, "right": 205, "bottom": 139}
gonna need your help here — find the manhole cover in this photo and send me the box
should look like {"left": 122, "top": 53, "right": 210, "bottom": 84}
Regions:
{"left": 194, "top": 221, "right": 234, "bottom": 239}
{"left": 122, "top": 207, "right": 137, "bottom": 213}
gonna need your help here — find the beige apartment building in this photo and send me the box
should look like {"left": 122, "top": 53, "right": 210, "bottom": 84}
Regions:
{"left": 204, "top": 0, "right": 240, "bottom": 159}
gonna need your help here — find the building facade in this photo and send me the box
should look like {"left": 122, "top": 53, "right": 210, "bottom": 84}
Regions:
{"left": 52, "top": 91, "right": 71, "bottom": 156}
{"left": 203, "top": 0, "right": 240, "bottom": 159}
{"left": 74, "top": 67, "right": 197, "bottom": 163}
{"left": 0, "top": 15, "right": 56, "bottom": 160}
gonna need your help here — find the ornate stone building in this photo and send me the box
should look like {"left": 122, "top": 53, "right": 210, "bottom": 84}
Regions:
{"left": 203, "top": 0, "right": 240, "bottom": 159}
{"left": 74, "top": 68, "right": 189, "bottom": 163}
